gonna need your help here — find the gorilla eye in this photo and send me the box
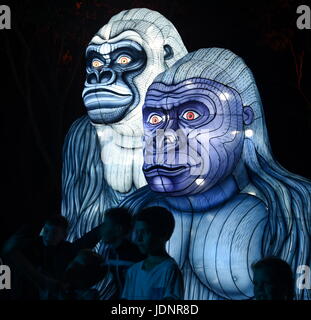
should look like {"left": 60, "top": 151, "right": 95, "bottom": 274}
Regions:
{"left": 182, "top": 110, "right": 200, "bottom": 121}
{"left": 92, "top": 60, "right": 104, "bottom": 68}
{"left": 148, "top": 114, "right": 163, "bottom": 125}
{"left": 117, "top": 55, "right": 132, "bottom": 65}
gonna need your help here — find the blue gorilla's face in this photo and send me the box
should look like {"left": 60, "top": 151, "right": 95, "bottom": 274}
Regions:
{"left": 142, "top": 78, "right": 253, "bottom": 196}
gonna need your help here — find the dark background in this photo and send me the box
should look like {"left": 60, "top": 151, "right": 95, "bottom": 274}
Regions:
{"left": 0, "top": 0, "right": 310, "bottom": 246}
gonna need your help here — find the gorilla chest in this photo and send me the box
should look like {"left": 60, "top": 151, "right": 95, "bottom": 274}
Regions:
{"left": 189, "top": 195, "right": 268, "bottom": 299}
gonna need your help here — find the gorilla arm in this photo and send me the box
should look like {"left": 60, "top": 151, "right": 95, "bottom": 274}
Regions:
{"left": 61, "top": 115, "right": 123, "bottom": 241}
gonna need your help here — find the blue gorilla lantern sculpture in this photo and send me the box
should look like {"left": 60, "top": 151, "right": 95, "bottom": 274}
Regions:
{"left": 121, "top": 48, "right": 311, "bottom": 300}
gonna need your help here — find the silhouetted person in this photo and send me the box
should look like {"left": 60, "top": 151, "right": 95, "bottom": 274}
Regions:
{"left": 99, "top": 208, "right": 145, "bottom": 299}
{"left": 252, "top": 256, "right": 294, "bottom": 300}
{"left": 1, "top": 215, "right": 107, "bottom": 299}
{"left": 28, "top": 249, "right": 107, "bottom": 300}
{"left": 121, "top": 206, "right": 184, "bottom": 300}
{"left": 57, "top": 250, "right": 107, "bottom": 300}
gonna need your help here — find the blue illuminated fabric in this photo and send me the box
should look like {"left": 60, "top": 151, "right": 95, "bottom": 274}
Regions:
{"left": 120, "top": 48, "right": 311, "bottom": 300}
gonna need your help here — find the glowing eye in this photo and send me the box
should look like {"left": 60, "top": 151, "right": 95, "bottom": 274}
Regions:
{"left": 149, "top": 114, "right": 163, "bottom": 125}
{"left": 92, "top": 60, "right": 104, "bottom": 68}
{"left": 182, "top": 110, "right": 200, "bottom": 121}
{"left": 117, "top": 56, "right": 131, "bottom": 65}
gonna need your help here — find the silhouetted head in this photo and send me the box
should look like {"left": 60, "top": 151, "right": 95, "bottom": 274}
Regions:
{"left": 101, "top": 207, "right": 132, "bottom": 245}
{"left": 41, "top": 215, "right": 68, "bottom": 247}
{"left": 64, "top": 249, "right": 106, "bottom": 290}
{"left": 252, "top": 257, "right": 294, "bottom": 300}
{"left": 133, "top": 206, "right": 175, "bottom": 255}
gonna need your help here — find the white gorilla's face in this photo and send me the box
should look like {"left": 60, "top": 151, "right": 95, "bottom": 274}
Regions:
{"left": 83, "top": 39, "right": 147, "bottom": 124}
{"left": 81, "top": 3, "right": 189, "bottom": 125}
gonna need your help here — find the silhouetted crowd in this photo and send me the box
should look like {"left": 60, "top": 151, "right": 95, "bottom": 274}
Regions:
{"left": 1, "top": 207, "right": 294, "bottom": 300}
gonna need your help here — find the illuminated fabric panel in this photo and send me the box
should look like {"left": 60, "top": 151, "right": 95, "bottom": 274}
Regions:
{"left": 120, "top": 48, "right": 311, "bottom": 300}
{"left": 61, "top": 8, "right": 188, "bottom": 299}
{"left": 61, "top": 8, "right": 187, "bottom": 241}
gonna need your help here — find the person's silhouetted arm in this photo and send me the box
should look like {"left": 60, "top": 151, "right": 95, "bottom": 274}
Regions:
{"left": 72, "top": 224, "right": 105, "bottom": 250}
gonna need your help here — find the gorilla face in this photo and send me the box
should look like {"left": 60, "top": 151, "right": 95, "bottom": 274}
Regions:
{"left": 82, "top": 40, "right": 147, "bottom": 124}
{"left": 142, "top": 78, "right": 253, "bottom": 196}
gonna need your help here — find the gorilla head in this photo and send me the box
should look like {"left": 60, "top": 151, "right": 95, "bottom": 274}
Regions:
{"left": 142, "top": 56, "right": 254, "bottom": 196}
{"left": 82, "top": 8, "right": 188, "bottom": 124}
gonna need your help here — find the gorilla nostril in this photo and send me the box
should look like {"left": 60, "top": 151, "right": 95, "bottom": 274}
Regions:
{"left": 100, "top": 70, "right": 114, "bottom": 84}
{"left": 87, "top": 73, "right": 98, "bottom": 84}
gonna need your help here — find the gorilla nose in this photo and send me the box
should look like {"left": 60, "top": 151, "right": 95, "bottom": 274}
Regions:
{"left": 99, "top": 70, "right": 115, "bottom": 85}
{"left": 86, "top": 69, "right": 116, "bottom": 85}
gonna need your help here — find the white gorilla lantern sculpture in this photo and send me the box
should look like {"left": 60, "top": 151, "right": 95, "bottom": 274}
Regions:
{"left": 120, "top": 48, "right": 311, "bottom": 300}
{"left": 61, "top": 9, "right": 187, "bottom": 241}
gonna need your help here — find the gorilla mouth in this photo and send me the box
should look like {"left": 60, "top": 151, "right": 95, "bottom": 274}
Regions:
{"left": 83, "top": 88, "right": 132, "bottom": 98}
{"left": 144, "top": 165, "right": 187, "bottom": 173}
{"left": 83, "top": 88, "right": 133, "bottom": 112}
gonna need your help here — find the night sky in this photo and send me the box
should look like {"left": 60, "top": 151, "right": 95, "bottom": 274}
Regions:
{"left": 0, "top": 0, "right": 310, "bottom": 245}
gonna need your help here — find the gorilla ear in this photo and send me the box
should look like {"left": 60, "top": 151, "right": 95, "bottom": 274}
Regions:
{"left": 164, "top": 44, "right": 174, "bottom": 60}
{"left": 243, "top": 106, "right": 254, "bottom": 125}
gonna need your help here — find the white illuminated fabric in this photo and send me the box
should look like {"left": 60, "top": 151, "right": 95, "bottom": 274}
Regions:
{"left": 61, "top": 9, "right": 187, "bottom": 302}
{"left": 90, "top": 8, "right": 188, "bottom": 193}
